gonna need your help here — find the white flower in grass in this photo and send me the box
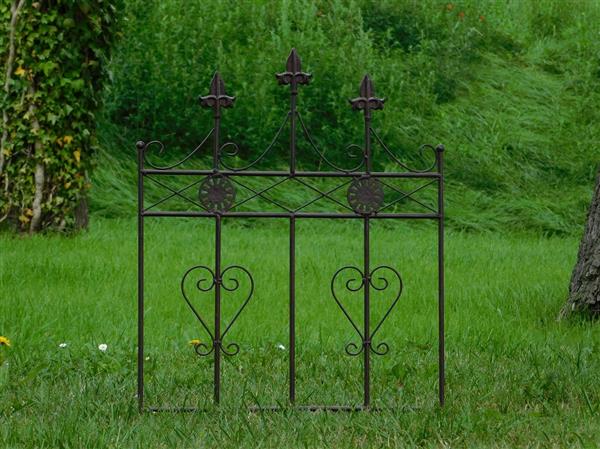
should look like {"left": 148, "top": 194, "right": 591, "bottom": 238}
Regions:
{"left": 59, "top": 342, "right": 68, "bottom": 348}
{"left": 98, "top": 343, "right": 108, "bottom": 352}
{"left": 276, "top": 343, "right": 286, "bottom": 351}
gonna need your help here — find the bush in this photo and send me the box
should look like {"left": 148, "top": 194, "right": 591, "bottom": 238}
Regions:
{"left": 103, "top": 0, "right": 485, "bottom": 169}
{"left": 95, "top": 0, "right": 600, "bottom": 234}
{"left": 0, "top": 0, "right": 121, "bottom": 232}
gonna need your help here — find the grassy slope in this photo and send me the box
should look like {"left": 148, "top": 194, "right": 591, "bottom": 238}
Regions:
{"left": 91, "top": 0, "right": 600, "bottom": 235}
{"left": 91, "top": 45, "right": 597, "bottom": 235}
{"left": 1, "top": 219, "right": 599, "bottom": 448}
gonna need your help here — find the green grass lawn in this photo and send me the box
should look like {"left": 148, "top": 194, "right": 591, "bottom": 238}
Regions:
{"left": 1, "top": 218, "right": 599, "bottom": 448}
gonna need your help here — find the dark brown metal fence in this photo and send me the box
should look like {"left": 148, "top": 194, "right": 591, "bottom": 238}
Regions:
{"left": 136, "top": 49, "right": 445, "bottom": 412}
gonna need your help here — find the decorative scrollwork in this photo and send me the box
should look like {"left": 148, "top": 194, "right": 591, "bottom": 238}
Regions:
{"left": 141, "top": 131, "right": 213, "bottom": 170}
{"left": 368, "top": 265, "right": 403, "bottom": 353}
{"left": 371, "top": 128, "right": 438, "bottom": 173}
{"left": 219, "top": 265, "right": 254, "bottom": 339}
{"left": 297, "top": 112, "right": 366, "bottom": 173}
{"left": 180, "top": 264, "right": 254, "bottom": 357}
{"left": 218, "top": 113, "right": 289, "bottom": 171}
{"left": 198, "top": 175, "right": 236, "bottom": 212}
{"left": 345, "top": 342, "right": 364, "bottom": 357}
{"left": 220, "top": 342, "right": 240, "bottom": 356}
{"left": 370, "top": 342, "right": 390, "bottom": 356}
{"left": 181, "top": 265, "right": 216, "bottom": 341}
{"left": 347, "top": 177, "right": 384, "bottom": 214}
{"left": 330, "top": 265, "right": 403, "bottom": 357}
{"left": 193, "top": 342, "right": 215, "bottom": 357}
{"left": 331, "top": 265, "right": 365, "bottom": 343}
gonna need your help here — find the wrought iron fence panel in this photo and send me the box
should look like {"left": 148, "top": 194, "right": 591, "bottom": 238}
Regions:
{"left": 136, "top": 49, "right": 445, "bottom": 412}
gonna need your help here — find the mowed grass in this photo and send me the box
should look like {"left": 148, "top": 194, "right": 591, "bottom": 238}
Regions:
{"left": 1, "top": 218, "right": 599, "bottom": 448}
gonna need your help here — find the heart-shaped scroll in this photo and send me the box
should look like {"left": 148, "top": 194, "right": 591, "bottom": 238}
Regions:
{"left": 330, "top": 265, "right": 403, "bottom": 356}
{"left": 181, "top": 264, "right": 254, "bottom": 357}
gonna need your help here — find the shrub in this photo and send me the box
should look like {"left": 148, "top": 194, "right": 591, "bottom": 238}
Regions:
{"left": 0, "top": 0, "right": 121, "bottom": 232}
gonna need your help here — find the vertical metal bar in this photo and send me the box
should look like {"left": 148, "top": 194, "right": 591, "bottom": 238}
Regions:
{"left": 365, "top": 110, "right": 372, "bottom": 173}
{"left": 288, "top": 54, "right": 298, "bottom": 402}
{"left": 214, "top": 214, "right": 222, "bottom": 404}
{"left": 363, "top": 216, "right": 370, "bottom": 408}
{"left": 212, "top": 215, "right": 222, "bottom": 403}
{"left": 436, "top": 144, "right": 445, "bottom": 406}
{"left": 290, "top": 91, "right": 297, "bottom": 174}
{"left": 289, "top": 215, "right": 296, "bottom": 403}
{"left": 136, "top": 141, "right": 145, "bottom": 413}
{"left": 361, "top": 80, "right": 373, "bottom": 407}
{"left": 213, "top": 110, "right": 220, "bottom": 170}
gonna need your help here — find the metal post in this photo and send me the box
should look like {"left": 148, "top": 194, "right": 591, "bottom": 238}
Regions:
{"left": 288, "top": 58, "right": 297, "bottom": 404}
{"left": 289, "top": 215, "right": 296, "bottom": 403}
{"left": 363, "top": 216, "right": 370, "bottom": 408}
{"left": 214, "top": 215, "right": 222, "bottom": 404}
{"left": 278, "top": 48, "right": 308, "bottom": 404}
{"left": 290, "top": 91, "right": 297, "bottom": 174}
{"left": 136, "top": 140, "right": 145, "bottom": 413}
{"left": 436, "top": 144, "right": 445, "bottom": 406}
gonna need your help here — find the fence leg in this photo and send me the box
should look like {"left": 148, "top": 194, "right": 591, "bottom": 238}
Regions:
{"left": 437, "top": 145, "right": 445, "bottom": 407}
{"left": 136, "top": 141, "right": 145, "bottom": 413}
{"left": 289, "top": 215, "right": 296, "bottom": 404}
{"left": 214, "top": 214, "right": 222, "bottom": 404}
{"left": 363, "top": 216, "right": 370, "bottom": 408}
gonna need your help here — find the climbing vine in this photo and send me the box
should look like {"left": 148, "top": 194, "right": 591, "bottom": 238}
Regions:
{"left": 0, "top": 0, "right": 121, "bottom": 232}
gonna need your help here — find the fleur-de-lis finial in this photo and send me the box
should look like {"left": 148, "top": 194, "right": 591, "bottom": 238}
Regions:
{"left": 350, "top": 75, "right": 385, "bottom": 112}
{"left": 276, "top": 48, "right": 311, "bottom": 88}
{"left": 200, "top": 72, "right": 235, "bottom": 111}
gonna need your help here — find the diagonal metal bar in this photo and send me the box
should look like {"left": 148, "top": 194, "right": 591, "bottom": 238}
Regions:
{"left": 144, "top": 177, "right": 206, "bottom": 211}
{"left": 293, "top": 177, "right": 355, "bottom": 212}
{"left": 229, "top": 177, "right": 294, "bottom": 213}
{"left": 293, "top": 178, "right": 354, "bottom": 213}
{"left": 230, "top": 176, "right": 291, "bottom": 210}
{"left": 145, "top": 176, "right": 208, "bottom": 211}
{"left": 378, "top": 179, "right": 437, "bottom": 213}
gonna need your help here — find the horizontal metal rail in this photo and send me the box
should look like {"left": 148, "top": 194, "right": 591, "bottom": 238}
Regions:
{"left": 147, "top": 405, "right": 381, "bottom": 413}
{"left": 142, "top": 210, "right": 440, "bottom": 219}
{"left": 142, "top": 169, "right": 441, "bottom": 179}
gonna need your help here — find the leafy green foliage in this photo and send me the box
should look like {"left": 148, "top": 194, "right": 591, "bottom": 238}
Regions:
{"left": 103, "top": 0, "right": 488, "bottom": 168}
{"left": 97, "top": 0, "right": 600, "bottom": 235}
{"left": 0, "top": 0, "right": 121, "bottom": 231}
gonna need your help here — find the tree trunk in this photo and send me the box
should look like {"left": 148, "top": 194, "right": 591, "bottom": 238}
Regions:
{"left": 28, "top": 84, "right": 44, "bottom": 234}
{"left": 74, "top": 196, "right": 89, "bottom": 230}
{"left": 561, "top": 166, "right": 600, "bottom": 318}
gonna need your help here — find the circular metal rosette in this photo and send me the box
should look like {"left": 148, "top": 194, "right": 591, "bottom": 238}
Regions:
{"left": 347, "top": 177, "right": 384, "bottom": 215}
{"left": 198, "top": 175, "right": 236, "bottom": 213}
